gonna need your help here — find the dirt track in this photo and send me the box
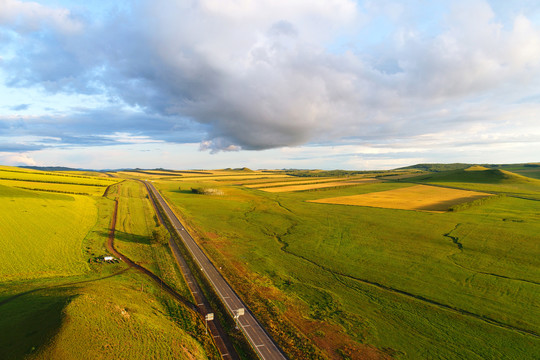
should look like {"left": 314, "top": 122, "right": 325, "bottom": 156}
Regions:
{"left": 105, "top": 197, "right": 199, "bottom": 313}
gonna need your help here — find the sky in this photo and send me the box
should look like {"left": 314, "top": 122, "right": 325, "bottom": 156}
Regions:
{"left": 0, "top": 0, "right": 539, "bottom": 170}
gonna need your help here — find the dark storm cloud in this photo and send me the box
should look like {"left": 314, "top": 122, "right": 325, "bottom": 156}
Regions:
{"left": 1, "top": 0, "right": 539, "bottom": 153}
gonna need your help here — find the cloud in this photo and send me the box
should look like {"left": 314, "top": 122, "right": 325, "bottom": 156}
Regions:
{"left": 0, "top": 0, "right": 539, "bottom": 157}
{"left": 9, "top": 103, "right": 30, "bottom": 111}
{"left": 0, "top": 0, "right": 82, "bottom": 34}
{"left": 0, "top": 151, "right": 36, "bottom": 165}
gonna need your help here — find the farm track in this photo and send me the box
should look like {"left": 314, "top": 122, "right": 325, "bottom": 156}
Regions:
{"left": 105, "top": 198, "right": 199, "bottom": 313}
{"left": 274, "top": 222, "right": 539, "bottom": 339}
{"left": 139, "top": 180, "right": 239, "bottom": 360}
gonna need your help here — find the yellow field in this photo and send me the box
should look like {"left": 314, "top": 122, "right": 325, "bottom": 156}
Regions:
{"left": 115, "top": 171, "right": 163, "bottom": 178}
{"left": 260, "top": 178, "right": 379, "bottom": 192}
{"left": 175, "top": 174, "right": 289, "bottom": 181}
{"left": 308, "top": 184, "right": 493, "bottom": 212}
{"left": 0, "top": 168, "right": 116, "bottom": 186}
{"left": 245, "top": 178, "right": 338, "bottom": 188}
{"left": 0, "top": 187, "right": 96, "bottom": 280}
{"left": 0, "top": 179, "right": 108, "bottom": 195}
{"left": 465, "top": 165, "right": 490, "bottom": 171}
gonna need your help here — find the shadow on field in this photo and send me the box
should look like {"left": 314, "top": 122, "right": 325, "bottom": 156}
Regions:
{"left": 0, "top": 288, "right": 76, "bottom": 359}
{"left": 98, "top": 230, "right": 151, "bottom": 245}
{"left": 416, "top": 195, "right": 489, "bottom": 212}
{"left": 171, "top": 189, "right": 196, "bottom": 195}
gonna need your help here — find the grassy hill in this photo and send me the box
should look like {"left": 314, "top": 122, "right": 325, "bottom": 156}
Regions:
{"left": 398, "top": 162, "right": 540, "bottom": 179}
{"left": 407, "top": 168, "right": 540, "bottom": 199}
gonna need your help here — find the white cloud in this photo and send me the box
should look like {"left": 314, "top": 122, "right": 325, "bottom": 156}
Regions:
{"left": 0, "top": 151, "right": 36, "bottom": 165}
{"left": 0, "top": 0, "right": 82, "bottom": 34}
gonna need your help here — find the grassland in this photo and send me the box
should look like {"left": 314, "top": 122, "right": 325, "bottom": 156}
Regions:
{"left": 154, "top": 168, "right": 540, "bottom": 359}
{"left": 309, "top": 184, "right": 493, "bottom": 212}
{"left": 0, "top": 169, "right": 217, "bottom": 359}
{"left": 0, "top": 184, "right": 95, "bottom": 281}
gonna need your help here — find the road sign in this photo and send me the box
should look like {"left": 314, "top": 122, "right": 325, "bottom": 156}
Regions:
{"left": 234, "top": 308, "right": 245, "bottom": 329}
{"left": 205, "top": 313, "right": 214, "bottom": 334}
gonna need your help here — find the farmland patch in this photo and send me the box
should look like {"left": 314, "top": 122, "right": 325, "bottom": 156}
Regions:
{"left": 308, "top": 184, "right": 493, "bottom": 212}
{"left": 259, "top": 178, "right": 379, "bottom": 192}
{"left": 245, "top": 178, "right": 338, "bottom": 188}
{"left": 0, "top": 189, "right": 96, "bottom": 280}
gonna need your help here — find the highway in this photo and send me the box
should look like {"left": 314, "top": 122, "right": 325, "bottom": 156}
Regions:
{"left": 145, "top": 181, "right": 288, "bottom": 360}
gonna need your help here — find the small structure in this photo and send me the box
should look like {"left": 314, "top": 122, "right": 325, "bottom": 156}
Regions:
{"left": 104, "top": 256, "right": 115, "bottom": 262}
{"left": 205, "top": 313, "right": 214, "bottom": 334}
{"left": 234, "top": 308, "right": 245, "bottom": 329}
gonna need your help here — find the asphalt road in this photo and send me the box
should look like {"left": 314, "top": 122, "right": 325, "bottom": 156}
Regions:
{"left": 145, "top": 182, "right": 288, "bottom": 360}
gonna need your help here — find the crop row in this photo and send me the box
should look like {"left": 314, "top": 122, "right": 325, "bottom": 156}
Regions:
{"left": 0, "top": 168, "right": 117, "bottom": 182}
{"left": 0, "top": 177, "right": 108, "bottom": 187}
{"left": 14, "top": 186, "right": 90, "bottom": 196}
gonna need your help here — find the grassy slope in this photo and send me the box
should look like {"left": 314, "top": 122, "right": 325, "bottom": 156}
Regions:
{"left": 0, "top": 184, "right": 95, "bottom": 281}
{"left": 408, "top": 168, "right": 540, "bottom": 199}
{"left": 156, "top": 173, "right": 540, "bottom": 359}
{"left": 0, "top": 172, "right": 214, "bottom": 359}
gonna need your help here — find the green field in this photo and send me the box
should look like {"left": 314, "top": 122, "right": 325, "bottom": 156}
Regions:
{"left": 0, "top": 166, "right": 118, "bottom": 196}
{"left": 2, "top": 165, "right": 538, "bottom": 359}
{"left": 0, "top": 184, "right": 95, "bottom": 281}
{"left": 155, "top": 168, "right": 540, "bottom": 359}
{"left": 0, "top": 170, "right": 216, "bottom": 359}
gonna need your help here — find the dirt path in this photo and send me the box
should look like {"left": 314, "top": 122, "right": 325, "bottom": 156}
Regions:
{"left": 105, "top": 197, "right": 199, "bottom": 313}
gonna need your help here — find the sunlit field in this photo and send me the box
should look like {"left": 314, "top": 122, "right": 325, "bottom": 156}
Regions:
{"left": 309, "top": 184, "right": 493, "bottom": 212}
{"left": 153, "top": 167, "right": 540, "bottom": 359}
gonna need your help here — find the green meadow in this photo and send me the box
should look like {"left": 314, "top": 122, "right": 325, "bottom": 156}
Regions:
{"left": 0, "top": 169, "right": 216, "bottom": 359}
{"left": 154, "top": 168, "right": 540, "bottom": 359}
{"left": 0, "top": 184, "right": 95, "bottom": 281}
